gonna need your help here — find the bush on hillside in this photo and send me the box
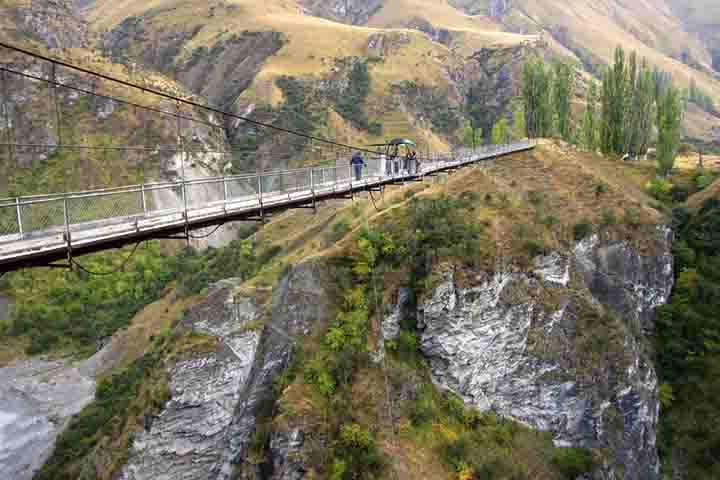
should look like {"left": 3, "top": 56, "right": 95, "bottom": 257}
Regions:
{"left": 646, "top": 178, "right": 674, "bottom": 203}
{"left": 573, "top": 219, "right": 594, "bottom": 241}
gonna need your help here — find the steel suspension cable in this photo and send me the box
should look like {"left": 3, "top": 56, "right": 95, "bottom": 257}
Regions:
{"left": 0, "top": 41, "right": 383, "bottom": 156}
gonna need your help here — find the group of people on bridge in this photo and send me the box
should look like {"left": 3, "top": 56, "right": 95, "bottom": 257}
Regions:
{"left": 350, "top": 148, "right": 420, "bottom": 181}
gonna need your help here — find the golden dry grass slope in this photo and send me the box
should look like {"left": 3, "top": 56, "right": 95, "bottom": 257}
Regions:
{"left": 81, "top": 0, "right": 720, "bottom": 149}
{"left": 82, "top": 0, "right": 543, "bottom": 150}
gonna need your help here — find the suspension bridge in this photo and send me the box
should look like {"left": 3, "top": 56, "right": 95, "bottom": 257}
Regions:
{"left": 0, "top": 42, "right": 535, "bottom": 274}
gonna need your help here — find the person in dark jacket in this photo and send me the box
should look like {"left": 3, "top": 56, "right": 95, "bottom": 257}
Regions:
{"left": 351, "top": 151, "right": 366, "bottom": 181}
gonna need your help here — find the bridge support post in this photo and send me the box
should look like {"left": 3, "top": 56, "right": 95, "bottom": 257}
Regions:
{"left": 257, "top": 175, "right": 265, "bottom": 220}
{"left": 140, "top": 184, "right": 147, "bottom": 216}
{"left": 15, "top": 198, "right": 23, "bottom": 240}
{"left": 63, "top": 195, "right": 73, "bottom": 269}
{"left": 310, "top": 169, "right": 316, "bottom": 212}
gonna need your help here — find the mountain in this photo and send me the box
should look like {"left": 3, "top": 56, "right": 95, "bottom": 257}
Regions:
{"left": 1, "top": 2, "right": 720, "bottom": 480}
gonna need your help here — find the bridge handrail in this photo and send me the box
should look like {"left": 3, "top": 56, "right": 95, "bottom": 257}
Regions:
{"left": 0, "top": 140, "right": 535, "bottom": 244}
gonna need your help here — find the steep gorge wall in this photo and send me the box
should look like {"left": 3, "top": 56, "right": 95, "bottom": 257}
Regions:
{"left": 119, "top": 262, "right": 338, "bottom": 480}
{"left": 420, "top": 227, "right": 673, "bottom": 479}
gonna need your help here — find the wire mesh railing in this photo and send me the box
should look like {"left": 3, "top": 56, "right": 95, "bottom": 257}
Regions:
{"left": 0, "top": 140, "right": 534, "bottom": 251}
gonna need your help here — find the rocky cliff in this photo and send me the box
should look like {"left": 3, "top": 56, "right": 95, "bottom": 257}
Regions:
{"left": 120, "top": 261, "right": 338, "bottom": 480}
{"left": 420, "top": 226, "right": 673, "bottom": 479}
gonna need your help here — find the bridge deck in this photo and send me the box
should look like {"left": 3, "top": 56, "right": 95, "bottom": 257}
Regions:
{"left": 0, "top": 142, "right": 534, "bottom": 272}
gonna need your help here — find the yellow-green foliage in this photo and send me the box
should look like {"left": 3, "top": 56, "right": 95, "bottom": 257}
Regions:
{"left": 403, "top": 380, "right": 594, "bottom": 480}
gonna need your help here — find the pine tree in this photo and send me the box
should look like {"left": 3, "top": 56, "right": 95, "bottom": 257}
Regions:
{"left": 582, "top": 82, "right": 598, "bottom": 150}
{"left": 553, "top": 62, "right": 574, "bottom": 140}
{"left": 657, "top": 86, "right": 683, "bottom": 177}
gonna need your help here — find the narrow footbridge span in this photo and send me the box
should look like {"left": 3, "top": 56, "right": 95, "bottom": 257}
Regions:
{"left": 0, "top": 141, "right": 534, "bottom": 273}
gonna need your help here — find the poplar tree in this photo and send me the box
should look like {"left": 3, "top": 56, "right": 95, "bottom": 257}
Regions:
{"left": 491, "top": 118, "right": 510, "bottom": 145}
{"left": 630, "top": 60, "right": 656, "bottom": 157}
{"left": 582, "top": 82, "right": 598, "bottom": 150}
{"left": 608, "top": 46, "right": 627, "bottom": 153}
{"left": 511, "top": 99, "right": 526, "bottom": 140}
{"left": 657, "top": 86, "right": 683, "bottom": 176}
{"left": 522, "top": 57, "right": 553, "bottom": 138}
{"left": 553, "top": 62, "right": 574, "bottom": 140}
{"left": 623, "top": 51, "right": 638, "bottom": 153}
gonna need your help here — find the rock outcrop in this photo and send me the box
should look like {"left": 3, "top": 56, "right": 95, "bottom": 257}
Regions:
{"left": 0, "top": 358, "right": 95, "bottom": 480}
{"left": 419, "top": 227, "right": 673, "bottom": 480}
{"left": 120, "top": 261, "right": 338, "bottom": 480}
{"left": 299, "top": 0, "right": 384, "bottom": 26}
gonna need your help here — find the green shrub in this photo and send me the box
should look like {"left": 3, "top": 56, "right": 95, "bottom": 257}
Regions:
{"left": 646, "top": 178, "right": 674, "bottom": 203}
{"left": 600, "top": 208, "right": 617, "bottom": 226}
{"left": 538, "top": 213, "right": 560, "bottom": 227}
{"left": 527, "top": 190, "right": 545, "bottom": 206}
{"left": 623, "top": 207, "right": 643, "bottom": 227}
{"left": 330, "top": 424, "right": 382, "bottom": 480}
{"left": 551, "top": 448, "right": 594, "bottom": 479}
{"left": 671, "top": 184, "right": 690, "bottom": 203}
{"left": 573, "top": 219, "right": 594, "bottom": 241}
{"left": 368, "top": 122, "right": 383, "bottom": 136}
{"left": 525, "top": 239, "right": 548, "bottom": 258}
{"left": 327, "top": 219, "right": 353, "bottom": 244}
{"left": 694, "top": 168, "right": 716, "bottom": 191}
{"left": 397, "top": 330, "right": 419, "bottom": 356}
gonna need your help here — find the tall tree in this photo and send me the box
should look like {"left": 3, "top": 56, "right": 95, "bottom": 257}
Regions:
{"left": 522, "top": 57, "right": 553, "bottom": 138}
{"left": 511, "top": 99, "right": 526, "bottom": 140}
{"left": 623, "top": 51, "right": 638, "bottom": 153}
{"left": 582, "top": 82, "right": 598, "bottom": 150}
{"left": 657, "top": 86, "right": 683, "bottom": 177}
{"left": 630, "top": 60, "right": 657, "bottom": 158}
{"left": 608, "top": 46, "right": 627, "bottom": 153}
{"left": 600, "top": 69, "right": 613, "bottom": 154}
{"left": 459, "top": 119, "right": 482, "bottom": 149}
{"left": 553, "top": 62, "right": 574, "bottom": 140}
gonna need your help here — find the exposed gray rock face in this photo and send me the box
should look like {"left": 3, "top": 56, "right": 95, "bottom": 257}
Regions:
{"left": 120, "top": 261, "right": 337, "bottom": 480}
{"left": 452, "top": 43, "right": 537, "bottom": 142}
{"left": 121, "top": 279, "right": 262, "bottom": 480}
{"left": 449, "top": 0, "right": 512, "bottom": 18}
{"left": 299, "top": 0, "right": 384, "bottom": 26}
{"left": 103, "top": 23, "right": 284, "bottom": 111}
{"left": 12, "top": 0, "right": 89, "bottom": 50}
{"left": 0, "top": 358, "right": 95, "bottom": 480}
{"left": 405, "top": 18, "right": 453, "bottom": 47}
{"left": 382, "top": 288, "right": 408, "bottom": 342}
{"left": 573, "top": 229, "right": 674, "bottom": 332}
{"left": 420, "top": 227, "right": 673, "bottom": 480}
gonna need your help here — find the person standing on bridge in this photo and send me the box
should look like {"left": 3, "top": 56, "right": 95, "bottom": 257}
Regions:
{"left": 351, "top": 151, "right": 366, "bottom": 182}
{"left": 413, "top": 150, "right": 420, "bottom": 175}
{"left": 409, "top": 150, "right": 418, "bottom": 174}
